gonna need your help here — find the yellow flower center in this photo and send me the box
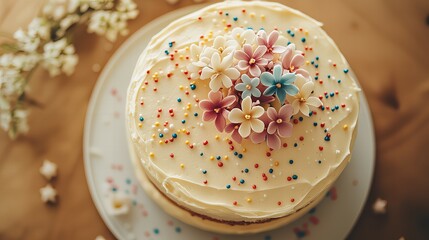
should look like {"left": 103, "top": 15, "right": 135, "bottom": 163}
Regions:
{"left": 234, "top": 125, "right": 239, "bottom": 129}
{"left": 246, "top": 84, "right": 252, "bottom": 90}
{"left": 214, "top": 108, "right": 221, "bottom": 113}
{"left": 249, "top": 58, "right": 256, "bottom": 64}
{"left": 299, "top": 97, "right": 306, "bottom": 103}
{"left": 244, "top": 114, "right": 251, "bottom": 120}
{"left": 276, "top": 118, "right": 283, "bottom": 123}
{"left": 290, "top": 65, "right": 295, "bottom": 71}
{"left": 276, "top": 83, "right": 282, "bottom": 88}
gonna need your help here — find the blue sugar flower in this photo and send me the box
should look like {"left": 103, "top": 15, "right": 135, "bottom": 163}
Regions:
{"left": 260, "top": 65, "right": 298, "bottom": 103}
{"left": 235, "top": 74, "right": 261, "bottom": 99}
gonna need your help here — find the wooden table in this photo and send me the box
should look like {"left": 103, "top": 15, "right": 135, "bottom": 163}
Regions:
{"left": 1, "top": 0, "right": 429, "bottom": 239}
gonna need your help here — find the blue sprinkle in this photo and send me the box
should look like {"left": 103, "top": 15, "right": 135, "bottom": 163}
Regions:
{"left": 290, "top": 33, "right": 295, "bottom": 37}
{"left": 181, "top": 120, "right": 186, "bottom": 124}
{"left": 175, "top": 227, "right": 181, "bottom": 233}
{"left": 139, "top": 116, "right": 144, "bottom": 121}
{"left": 315, "top": 76, "right": 318, "bottom": 80}
{"left": 327, "top": 74, "right": 331, "bottom": 79}
{"left": 315, "top": 56, "right": 319, "bottom": 60}
{"left": 233, "top": 17, "right": 238, "bottom": 21}
{"left": 164, "top": 50, "right": 169, "bottom": 55}
{"left": 287, "top": 41, "right": 291, "bottom": 45}
{"left": 238, "top": 154, "right": 243, "bottom": 159}
{"left": 330, "top": 92, "right": 335, "bottom": 97}
{"left": 244, "top": 168, "right": 249, "bottom": 173}
{"left": 177, "top": 98, "right": 182, "bottom": 102}
{"left": 225, "top": 12, "right": 229, "bottom": 16}
{"left": 269, "top": 168, "right": 274, "bottom": 174}
{"left": 289, "top": 159, "right": 294, "bottom": 164}
{"left": 313, "top": 122, "right": 318, "bottom": 126}
{"left": 172, "top": 133, "right": 177, "bottom": 138}
{"left": 324, "top": 136, "right": 331, "bottom": 141}
{"left": 294, "top": 143, "right": 298, "bottom": 147}
{"left": 311, "top": 61, "right": 314, "bottom": 65}
{"left": 112, "top": 187, "right": 117, "bottom": 192}
{"left": 190, "top": 84, "right": 196, "bottom": 90}
{"left": 126, "top": 178, "right": 131, "bottom": 184}
{"left": 200, "top": 152, "right": 204, "bottom": 156}
{"left": 315, "top": 64, "right": 319, "bottom": 68}
{"left": 159, "top": 133, "right": 164, "bottom": 138}
{"left": 338, "top": 80, "right": 342, "bottom": 83}
{"left": 299, "top": 117, "right": 303, "bottom": 122}
{"left": 234, "top": 151, "right": 238, "bottom": 156}
{"left": 240, "top": 179, "right": 245, "bottom": 184}
{"left": 194, "top": 112, "right": 198, "bottom": 117}
{"left": 168, "top": 42, "right": 174, "bottom": 48}
{"left": 301, "top": 37, "right": 306, "bottom": 43}
{"left": 343, "top": 68, "right": 349, "bottom": 73}
{"left": 292, "top": 174, "right": 298, "bottom": 180}
{"left": 216, "top": 156, "right": 221, "bottom": 160}
{"left": 321, "top": 106, "right": 325, "bottom": 111}
{"left": 226, "top": 184, "right": 231, "bottom": 189}
{"left": 335, "top": 105, "right": 339, "bottom": 110}
{"left": 286, "top": 29, "right": 291, "bottom": 33}
{"left": 325, "top": 95, "right": 329, "bottom": 99}
{"left": 154, "top": 228, "right": 159, "bottom": 234}
{"left": 318, "top": 160, "right": 322, "bottom": 164}
{"left": 202, "top": 170, "right": 207, "bottom": 174}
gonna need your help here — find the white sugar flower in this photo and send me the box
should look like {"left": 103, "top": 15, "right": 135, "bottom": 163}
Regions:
{"left": 105, "top": 192, "right": 131, "bottom": 216}
{"left": 208, "top": 36, "right": 238, "bottom": 57}
{"left": 231, "top": 27, "right": 256, "bottom": 46}
{"left": 187, "top": 44, "right": 214, "bottom": 79}
{"left": 286, "top": 75, "right": 322, "bottom": 116}
{"left": 228, "top": 96, "right": 265, "bottom": 138}
{"left": 200, "top": 52, "right": 240, "bottom": 91}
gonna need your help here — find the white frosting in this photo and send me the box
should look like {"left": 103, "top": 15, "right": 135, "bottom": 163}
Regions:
{"left": 126, "top": 0, "right": 360, "bottom": 224}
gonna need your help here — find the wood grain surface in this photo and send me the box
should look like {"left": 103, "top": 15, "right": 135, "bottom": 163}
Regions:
{"left": 1, "top": 0, "right": 429, "bottom": 239}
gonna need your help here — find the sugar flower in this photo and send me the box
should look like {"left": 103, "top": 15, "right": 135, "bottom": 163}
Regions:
{"left": 201, "top": 52, "right": 240, "bottom": 91}
{"left": 210, "top": 36, "right": 237, "bottom": 57}
{"left": 257, "top": 30, "right": 286, "bottom": 59}
{"left": 234, "top": 74, "right": 261, "bottom": 99}
{"left": 250, "top": 112, "right": 282, "bottom": 150}
{"left": 225, "top": 122, "right": 242, "bottom": 143}
{"left": 187, "top": 44, "right": 212, "bottom": 79}
{"left": 228, "top": 96, "right": 264, "bottom": 138}
{"left": 266, "top": 104, "right": 293, "bottom": 138}
{"left": 105, "top": 192, "right": 131, "bottom": 216}
{"left": 231, "top": 27, "right": 257, "bottom": 46}
{"left": 235, "top": 44, "right": 268, "bottom": 77}
{"left": 281, "top": 43, "right": 310, "bottom": 78}
{"left": 260, "top": 65, "right": 298, "bottom": 103}
{"left": 199, "top": 91, "right": 236, "bottom": 132}
{"left": 286, "top": 75, "right": 322, "bottom": 116}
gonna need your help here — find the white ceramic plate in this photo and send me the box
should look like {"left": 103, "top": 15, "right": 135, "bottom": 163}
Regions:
{"left": 84, "top": 5, "right": 375, "bottom": 240}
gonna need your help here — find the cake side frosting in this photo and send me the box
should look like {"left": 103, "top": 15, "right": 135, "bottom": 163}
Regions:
{"left": 126, "top": 1, "right": 360, "bottom": 222}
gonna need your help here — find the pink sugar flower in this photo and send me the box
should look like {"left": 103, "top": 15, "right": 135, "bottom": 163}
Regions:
{"left": 235, "top": 44, "right": 268, "bottom": 77}
{"left": 266, "top": 104, "right": 293, "bottom": 138}
{"left": 199, "top": 91, "right": 236, "bottom": 132}
{"left": 281, "top": 43, "right": 310, "bottom": 78}
{"left": 250, "top": 112, "right": 282, "bottom": 150}
{"left": 257, "top": 30, "right": 286, "bottom": 59}
{"left": 225, "top": 122, "right": 242, "bottom": 143}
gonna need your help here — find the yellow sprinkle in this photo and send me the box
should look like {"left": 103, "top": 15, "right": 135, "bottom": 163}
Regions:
{"left": 180, "top": 163, "right": 185, "bottom": 168}
{"left": 181, "top": 128, "right": 186, "bottom": 132}
{"left": 186, "top": 106, "right": 191, "bottom": 110}
{"left": 274, "top": 161, "right": 279, "bottom": 166}
{"left": 185, "top": 46, "right": 189, "bottom": 51}
{"left": 152, "top": 134, "right": 156, "bottom": 138}
{"left": 158, "top": 140, "right": 163, "bottom": 144}
{"left": 224, "top": 27, "right": 228, "bottom": 31}
{"left": 179, "top": 85, "right": 184, "bottom": 90}
{"left": 250, "top": 13, "right": 255, "bottom": 17}
{"left": 246, "top": 198, "right": 252, "bottom": 203}
{"left": 242, "top": 148, "right": 247, "bottom": 153}
{"left": 222, "top": 19, "right": 226, "bottom": 23}
{"left": 154, "top": 122, "right": 160, "bottom": 126}
{"left": 224, "top": 156, "right": 229, "bottom": 160}
{"left": 138, "top": 123, "right": 142, "bottom": 128}
{"left": 141, "top": 86, "right": 146, "bottom": 90}
{"left": 305, "top": 31, "right": 309, "bottom": 35}
{"left": 149, "top": 152, "right": 154, "bottom": 157}
{"left": 305, "top": 60, "right": 310, "bottom": 65}
{"left": 215, "top": 135, "right": 220, "bottom": 140}
{"left": 210, "top": 156, "right": 215, "bottom": 160}
{"left": 184, "top": 112, "right": 189, "bottom": 117}
{"left": 185, "top": 140, "right": 190, "bottom": 144}
{"left": 261, "top": 15, "right": 265, "bottom": 19}
{"left": 343, "top": 124, "right": 348, "bottom": 130}
{"left": 179, "top": 55, "right": 184, "bottom": 60}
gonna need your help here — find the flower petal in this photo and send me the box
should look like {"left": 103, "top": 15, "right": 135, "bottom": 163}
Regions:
{"left": 263, "top": 85, "right": 277, "bottom": 96}
{"left": 234, "top": 50, "right": 249, "bottom": 61}
{"left": 273, "top": 65, "right": 282, "bottom": 80}
{"left": 235, "top": 83, "right": 247, "bottom": 92}
{"left": 250, "top": 131, "right": 266, "bottom": 143}
{"left": 243, "top": 44, "right": 253, "bottom": 57}
{"left": 215, "top": 114, "right": 226, "bottom": 132}
{"left": 267, "top": 122, "right": 277, "bottom": 135}
{"left": 251, "top": 105, "right": 265, "bottom": 118}
{"left": 251, "top": 88, "right": 261, "bottom": 97}
{"left": 219, "top": 74, "right": 233, "bottom": 88}
{"left": 260, "top": 72, "right": 275, "bottom": 86}
{"left": 220, "top": 53, "right": 234, "bottom": 70}
{"left": 279, "top": 104, "right": 293, "bottom": 119}
{"left": 231, "top": 130, "right": 243, "bottom": 143}
{"left": 301, "top": 81, "right": 314, "bottom": 99}
{"left": 272, "top": 45, "right": 286, "bottom": 54}
{"left": 208, "top": 90, "right": 222, "bottom": 103}
{"left": 237, "top": 60, "right": 249, "bottom": 70}
{"left": 250, "top": 119, "right": 264, "bottom": 133}
{"left": 221, "top": 95, "right": 236, "bottom": 108}
{"left": 211, "top": 52, "right": 221, "bottom": 69}
{"left": 285, "top": 84, "right": 299, "bottom": 96}
{"left": 268, "top": 31, "right": 279, "bottom": 46}
{"left": 277, "top": 88, "right": 287, "bottom": 103}
{"left": 291, "top": 54, "right": 304, "bottom": 68}
{"left": 201, "top": 67, "right": 215, "bottom": 80}
{"left": 306, "top": 96, "right": 323, "bottom": 107}
{"left": 241, "top": 96, "right": 252, "bottom": 113}
{"left": 291, "top": 100, "right": 300, "bottom": 115}
{"left": 228, "top": 108, "right": 244, "bottom": 123}
{"left": 282, "top": 73, "right": 296, "bottom": 85}
{"left": 224, "top": 68, "right": 240, "bottom": 80}
{"left": 277, "top": 122, "right": 293, "bottom": 138}
{"left": 266, "top": 107, "right": 277, "bottom": 121}
{"left": 250, "top": 77, "right": 260, "bottom": 87}
{"left": 281, "top": 48, "right": 293, "bottom": 69}
{"left": 300, "top": 103, "right": 310, "bottom": 116}
{"left": 254, "top": 45, "right": 267, "bottom": 59}
{"left": 209, "top": 77, "right": 222, "bottom": 92}
{"left": 295, "top": 69, "right": 310, "bottom": 79}
{"left": 238, "top": 121, "right": 251, "bottom": 138}
{"left": 267, "top": 134, "right": 281, "bottom": 150}
{"left": 249, "top": 64, "right": 261, "bottom": 77}
{"left": 199, "top": 99, "right": 214, "bottom": 111}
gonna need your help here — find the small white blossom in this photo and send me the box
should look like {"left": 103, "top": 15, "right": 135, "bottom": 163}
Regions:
{"left": 42, "top": 39, "right": 78, "bottom": 76}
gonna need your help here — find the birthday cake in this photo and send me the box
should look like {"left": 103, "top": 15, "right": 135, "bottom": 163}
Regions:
{"left": 126, "top": 0, "right": 360, "bottom": 234}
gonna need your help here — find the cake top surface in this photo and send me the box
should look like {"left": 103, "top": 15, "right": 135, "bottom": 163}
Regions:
{"left": 127, "top": 0, "right": 360, "bottom": 222}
